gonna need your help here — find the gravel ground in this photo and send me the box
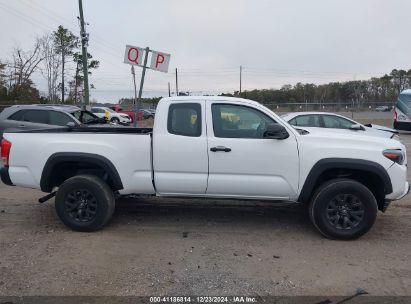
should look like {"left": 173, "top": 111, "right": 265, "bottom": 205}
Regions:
{"left": 0, "top": 122, "right": 410, "bottom": 297}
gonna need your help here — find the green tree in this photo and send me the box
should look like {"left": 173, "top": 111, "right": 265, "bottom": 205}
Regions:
{"left": 71, "top": 51, "right": 99, "bottom": 104}
{"left": 53, "top": 25, "right": 78, "bottom": 103}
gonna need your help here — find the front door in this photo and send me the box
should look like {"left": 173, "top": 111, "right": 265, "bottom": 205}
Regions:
{"left": 206, "top": 102, "right": 299, "bottom": 199}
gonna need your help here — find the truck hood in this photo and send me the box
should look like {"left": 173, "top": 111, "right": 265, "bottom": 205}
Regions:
{"left": 294, "top": 125, "right": 394, "bottom": 139}
{"left": 296, "top": 126, "right": 405, "bottom": 150}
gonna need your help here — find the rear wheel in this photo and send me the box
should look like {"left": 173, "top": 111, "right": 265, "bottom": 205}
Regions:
{"left": 309, "top": 178, "right": 378, "bottom": 240}
{"left": 55, "top": 175, "right": 115, "bottom": 232}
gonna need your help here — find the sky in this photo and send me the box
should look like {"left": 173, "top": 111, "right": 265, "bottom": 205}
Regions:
{"left": 0, "top": 0, "right": 411, "bottom": 102}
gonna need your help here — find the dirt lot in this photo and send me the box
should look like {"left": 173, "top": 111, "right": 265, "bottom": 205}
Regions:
{"left": 0, "top": 121, "right": 410, "bottom": 297}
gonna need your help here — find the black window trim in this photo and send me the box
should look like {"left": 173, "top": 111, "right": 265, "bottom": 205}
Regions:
{"left": 167, "top": 102, "right": 202, "bottom": 137}
{"left": 211, "top": 103, "right": 276, "bottom": 139}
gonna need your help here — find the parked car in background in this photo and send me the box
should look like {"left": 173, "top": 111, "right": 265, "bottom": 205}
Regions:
{"left": 376, "top": 106, "right": 391, "bottom": 112}
{"left": 109, "top": 105, "right": 139, "bottom": 122}
{"left": 91, "top": 106, "right": 131, "bottom": 125}
{"left": 0, "top": 104, "right": 104, "bottom": 141}
{"left": 109, "top": 105, "right": 155, "bottom": 121}
{"left": 281, "top": 112, "right": 398, "bottom": 139}
{"left": 394, "top": 89, "right": 411, "bottom": 131}
{"left": 141, "top": 109, "right": 155, "bottom": 119}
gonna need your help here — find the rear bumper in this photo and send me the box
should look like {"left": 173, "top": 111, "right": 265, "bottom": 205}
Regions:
{"left": 0, "top": 167, "right": 14, "bottom": 186}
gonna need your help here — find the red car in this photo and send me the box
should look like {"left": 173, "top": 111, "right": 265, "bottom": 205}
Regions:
{"left": 109, "top": 105, "right": 143, "bottom": 121}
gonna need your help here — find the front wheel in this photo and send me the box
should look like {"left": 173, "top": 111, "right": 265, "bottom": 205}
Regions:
{"left": 55, "top": 175, "right": 115, "bottom": 232}
{"left": 111, "top": 117, "right": 120, "bottom": 125}
{"left": 309, "top": 178, "right": 378, "bottom": 240}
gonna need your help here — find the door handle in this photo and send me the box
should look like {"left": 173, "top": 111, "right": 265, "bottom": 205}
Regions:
{"left": 18, "top": 124, "right": 26, "bottom": 128}
{"left": 210, "top": 146, "right": 231, "bottom": 152}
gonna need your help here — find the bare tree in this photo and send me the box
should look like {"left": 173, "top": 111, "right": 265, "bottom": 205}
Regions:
{"left": 53, "top": 26, "right": 78, "bottom": 103}
{"left": 12, "top": 42, "right": 43, "bottom": 86}
{"left": 39, "top": 35, "right": 61, "bottom": 103}
{"left": 11, "top": 41, "right": 44, "bottom": 100}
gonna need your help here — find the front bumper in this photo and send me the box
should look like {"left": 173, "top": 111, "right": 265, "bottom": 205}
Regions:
{"left": 396, "top": 181, "right": 410, "bottom": 201}
{"left": 0, "top": 167, "right": 14, "bottom": 186}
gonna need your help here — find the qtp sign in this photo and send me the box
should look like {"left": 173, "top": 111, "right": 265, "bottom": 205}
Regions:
{"left": 124, "top": 45, "right": 171, "bottom": 73}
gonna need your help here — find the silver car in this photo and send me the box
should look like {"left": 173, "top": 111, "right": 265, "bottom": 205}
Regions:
{"left": 0, "top": 105, "right": 103, "bottom": 141}
{"left": 281, "top": 112, "right": 398, "bottom": 139}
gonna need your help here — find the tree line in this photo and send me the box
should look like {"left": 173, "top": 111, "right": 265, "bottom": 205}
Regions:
{"left": 222, "top": 69, "right": 411, "bottom": 106}
{"left": 0, "top": 25, "right": 98, "bottom": 105}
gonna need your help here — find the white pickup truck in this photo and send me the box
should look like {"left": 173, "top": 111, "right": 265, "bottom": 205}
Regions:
{"left": 1, "top": 96, "right": 409, "bottom": 239}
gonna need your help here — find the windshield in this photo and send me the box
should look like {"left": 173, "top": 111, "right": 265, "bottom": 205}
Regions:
{"left": 71, "top": 110, "right": 98, "bottom": 124}
{"left": 397, "top": 94, "right": 411, "bottom": 115}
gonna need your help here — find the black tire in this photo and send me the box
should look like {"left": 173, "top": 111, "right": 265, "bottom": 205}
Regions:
{"left": 309, "top": 178, "right": 378, "bottom": 240}
{"left": 111, "top": 117, "right": 120, "bottom": 124}
{"left": 55, "top": 175, "right": 115, "bottom": 232}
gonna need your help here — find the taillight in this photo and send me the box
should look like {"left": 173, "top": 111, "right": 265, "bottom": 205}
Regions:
{"left": 394, "top": 110, "right": 397, "bottom": 122}
{"left": 1, "top": 139, "right": 12, "bottom": 167}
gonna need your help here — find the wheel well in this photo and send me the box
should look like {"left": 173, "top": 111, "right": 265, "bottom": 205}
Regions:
{"left": 40, "top": 153, "right": 123, "bottom": 192}
{"left": 307, "top": 168, "right": 386, "bottom": 211}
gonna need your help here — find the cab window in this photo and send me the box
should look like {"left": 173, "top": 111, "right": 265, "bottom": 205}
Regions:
{"left": 167, "top": 103, "right": 201, "bottom": 137}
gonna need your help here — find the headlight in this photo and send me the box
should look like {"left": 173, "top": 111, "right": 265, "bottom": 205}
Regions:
{"left": 383, "top": 149, "right": 405, "bottom": 165}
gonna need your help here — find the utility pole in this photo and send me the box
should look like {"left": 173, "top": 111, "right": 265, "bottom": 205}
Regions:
{"left": 168, "top": 82, "right": 171, "bottom": 97}
{"left": 78, "top": 0, "right": 89, "bottom": 109}
{"left": 239, "top": 65, "right": 242, "bottom": 95}
{"left": 175, "top": 68, "right": 179, "bottom": 96}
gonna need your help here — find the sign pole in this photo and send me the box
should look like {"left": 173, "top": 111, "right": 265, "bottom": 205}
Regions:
{"left": 131, "top": 65, "right": 138, "bottom": 127}
{"left": 134, "top": 47, "right": 150, "bottom": 127}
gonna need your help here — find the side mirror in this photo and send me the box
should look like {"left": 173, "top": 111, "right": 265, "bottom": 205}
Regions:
{"left": 66, "top": 122, "right": 76, "bottom": 128}
{"left": 263, "top": 123, "right": 289, "bottom": 139}
{"left": 349, "top": 124, "right": 365, "bottom": 131}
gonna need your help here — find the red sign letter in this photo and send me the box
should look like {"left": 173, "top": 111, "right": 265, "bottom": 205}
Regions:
{"left": 156, "top": 54, "right": 165, "bottom": 68}
{"left": 128, "top": 48, "right": 140, "bottom": 64}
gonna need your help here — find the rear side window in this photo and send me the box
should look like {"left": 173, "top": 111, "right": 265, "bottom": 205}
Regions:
{"left": 8, "top": 110, "right": 26, "bottom": 121}
{"left": 322, "top": 115, "right": 353, "bottom": 129}
{"left": 22, "top": 110, "right": 48, "bottom": 124}
{"left": 49, "top": 111, "right": 74, "bottom": 126}
{"left": 167, "top": 103, "right": 201, "bottom": 137}
{"left": 293, "top": 115, "right": 321, "bottom": 127}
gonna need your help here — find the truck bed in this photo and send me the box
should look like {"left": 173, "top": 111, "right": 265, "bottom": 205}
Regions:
{"left": 3, "top": 128, "right": 155, "bottom": 195}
